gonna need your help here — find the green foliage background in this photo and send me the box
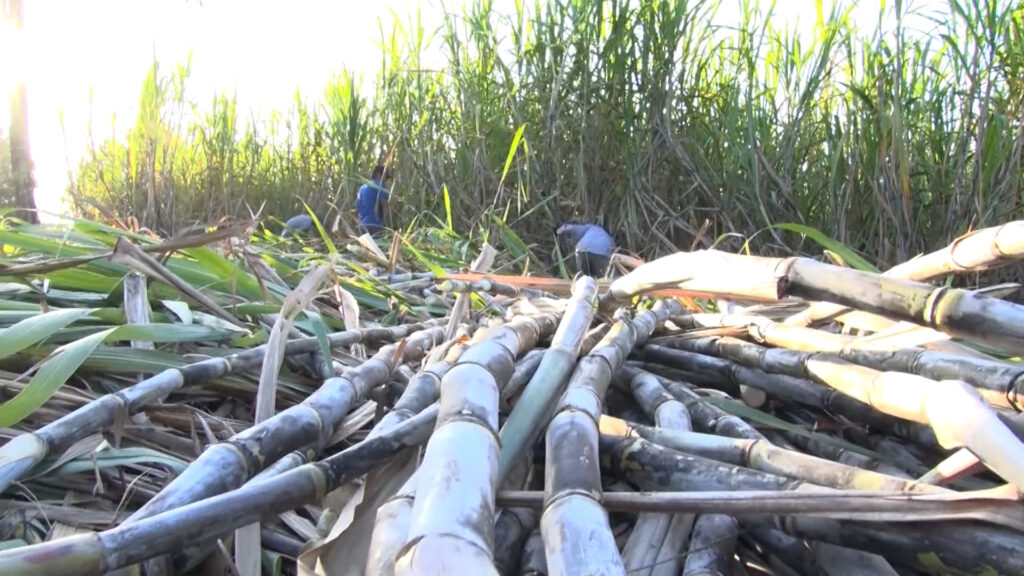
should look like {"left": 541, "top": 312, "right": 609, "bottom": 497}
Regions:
{"left": 68, "top": 0, "right": 1024, "bottom": 271}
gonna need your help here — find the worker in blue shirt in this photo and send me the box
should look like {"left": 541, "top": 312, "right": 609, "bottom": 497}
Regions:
{"left": 356, "top": 165, "right": 392, "bottom": 236}
{"left": 281, "top": 212, "right": 329, "bottom": 239}
{"left": 555, "top": 222, "right": 616, "bottom": 278}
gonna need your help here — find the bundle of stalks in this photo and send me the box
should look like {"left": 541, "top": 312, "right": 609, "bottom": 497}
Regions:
{"left": 5, "top": 216, "right": 1024, "bottom": 576}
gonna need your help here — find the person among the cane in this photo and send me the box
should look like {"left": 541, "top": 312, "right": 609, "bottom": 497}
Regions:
{"left": 356, "top": 164, "right": 392, "bottom": 236}
{"left": 555, "top": 222, "right": 616, "bottom": 278}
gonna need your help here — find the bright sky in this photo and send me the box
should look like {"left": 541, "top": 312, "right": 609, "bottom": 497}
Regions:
{"left": 2, "top": 0, "right": 944, "bottom": 223}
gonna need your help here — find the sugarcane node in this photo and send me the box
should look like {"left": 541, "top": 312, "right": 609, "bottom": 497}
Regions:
{"left": 457, "top": 340, "right": 517, "bottom": 384}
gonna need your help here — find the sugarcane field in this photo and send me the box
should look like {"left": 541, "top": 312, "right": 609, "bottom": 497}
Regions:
{"left": 4, "top": 0, "right": 1024, "bottom": 575}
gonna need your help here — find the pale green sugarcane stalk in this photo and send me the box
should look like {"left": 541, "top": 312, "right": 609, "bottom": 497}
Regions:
{"left": 0, "top": 404, "right": 440, "bottom": 576}
{"left": 786, "top": 220, "right": 1024, "bottom": 327}
{"left": 0, "top": 320, "right": 442, "bottom": 494}
{"left": 394, "top": 311, "right": 559, "bottom": 576}
{"left": 608, "top": 249, "right": 1024, "bottom": 355}
{"left": 541, "top": 298, "right": 684, "bottom": 576}
{"left": 497, "top": 277, "right": 600, "bottom": 484}
{"left": 615, "top": 367, "right": 694, "bottom": 576}
{"left": 666, "top": 334, "right": 1024, "bottom": 491}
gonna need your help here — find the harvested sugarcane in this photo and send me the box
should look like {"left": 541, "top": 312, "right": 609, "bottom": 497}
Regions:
{"left": 638, "top": 344, "right": 941, "bottom": 449}
{"left": 394, "top": 312, "right": 559, "bottom": 575}
{"left": 615, "top": 366, "right": 694, "bottom": 576}
{"left": 671, "top": 312, "right": 1024, "bottom": 411}
{"left": 440, "top": 277, "right": 552, "bottom": 299}
{"left": 608, "top": 249, "right": 1024, "bottom": 355}
{"left": 541, "top": 299, "right": 683, "bottom": 576}
{"left": 786, "top": 220, "right": 1024, "bottom": 327}
{"left": 498, "top": 277, "right": 600, "bottom": 483}
{"left": 124, "top": 323, "right": 447, "bottom": 526}
{"left": 662, "top": 335, "right": 1024, "bottom": 490}
{"left": 0, "top": 321, "right": 442, "bottom": 494}
{"left": 364, "top": 325, "right": 521, "bottom": 576}
{"left": 8, "top": 214, "right": 1024, "bottom": 576}
{"left": 599, "top": 415, "right": 943, "bottom": 493}
{"left": 682, "top": 514, "right": 739, "bottom": 576}
{"left": 0, "top": 405, "right": 441, "bottom": 576}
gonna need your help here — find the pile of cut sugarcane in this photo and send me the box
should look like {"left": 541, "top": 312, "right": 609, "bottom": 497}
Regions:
{"left": 2, "top": 218, "right": 1024, "bottom": 575}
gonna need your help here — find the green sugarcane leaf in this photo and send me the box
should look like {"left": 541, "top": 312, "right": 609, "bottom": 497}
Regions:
{"left": 162, "top": 300, "right": 193, "bottom": 324}
{"left": 499, "top": 124, "right": 527, "bottom": 186}
{"left": 46, "top": 447, "right": 189, "bottom": 477}
{"left": 0, "top": 539, "right": 27, "bottom": 552}
{"left": 769, "top": 223, "right": 880, "bottom": 273}
{"left": 0, "top": 328, "right": 116, "bottom": 427}
{"left": 442, "top": 184, "right": 454, "bottom": 233}
{"left": 50, "top": 323, "right": 237, "bottom": 344}
{"left": 180, "top": 247, "right": 268, "bottom": 302}
{"left": 0, "top": 308, "right": 95, "bottom": 360}
{"left": 301, "top": 310, "right": 332, "bottom": 366}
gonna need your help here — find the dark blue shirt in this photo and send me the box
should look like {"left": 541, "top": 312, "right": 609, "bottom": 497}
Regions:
{"left": 356, "top": 180, "right": 390, "bottom": 227}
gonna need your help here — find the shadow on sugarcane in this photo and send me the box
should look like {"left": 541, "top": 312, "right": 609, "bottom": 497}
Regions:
{"left": 0, "top": 321, "right": 443, "bottom": 495}
{"left": 0, "top": 402, "right": 442, "bottom": 576}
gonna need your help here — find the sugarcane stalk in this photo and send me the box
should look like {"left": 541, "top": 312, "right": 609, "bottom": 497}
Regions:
{"left": 0, "top": 321, "right": 442, "bottom": 494}
{"left": 639, "top": 344, "right": 940, "bottom": 449}
{"left": 363, "top": 328, "right": 506, "bottom": 576}
{"left": 663, "top": 335, "right": 1024, "bottom": 490}
{"left": 678, "top": 312, "right": 1024, "bottom": 411}
{"left": 541, "top": 299, "right": 684, "bottom": 576}
{"left": 497, "top": 277, "right": 600, "bottom": 484}
{"left": 918, "top": 447, "right": 988, "bottom": 486}
{"left": 444, "top": 243, "right": 496, "bottom": 340}
{"left": 123, "top": 324, "right": 447, "bottom": 526}
{"left": 238, "top": 263, "right": 333, "bottom": 576}
{"left": 780, "top": 515, "right": 1024, "bottom": 575}
{"left": 394, "top": 312, "right": 559, "bottom": 576}
{"left": 682, "top": 514, "right": 739, "bottom": 576}
{"left": 519, "top": 529, "right": 547, "bottom": 576}
{"left": 494, "top": 507, "right": 540, "bottom": 576}
{"left": 609, "top": 249, "right": 1024, "bottom": 355}
{"left": 501, "top": 349, "right": 545, "bottom": 407}
{"left": 494, "top": 487, "right": 1024, "bottom": 529}
{"left": 0, "top": 405, "right": 440, "bottom": 576}
{"left": 786, "top": 220, "right": 1024, "bottom": 327}
{"left": 615, "top": 367, "right": 694, "bottom": 576}
{"left": 600, "top": 416, "right": 943, "bottom": 493}
{"left": 440, "top": 278, "right": 551, "bottom": 299}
